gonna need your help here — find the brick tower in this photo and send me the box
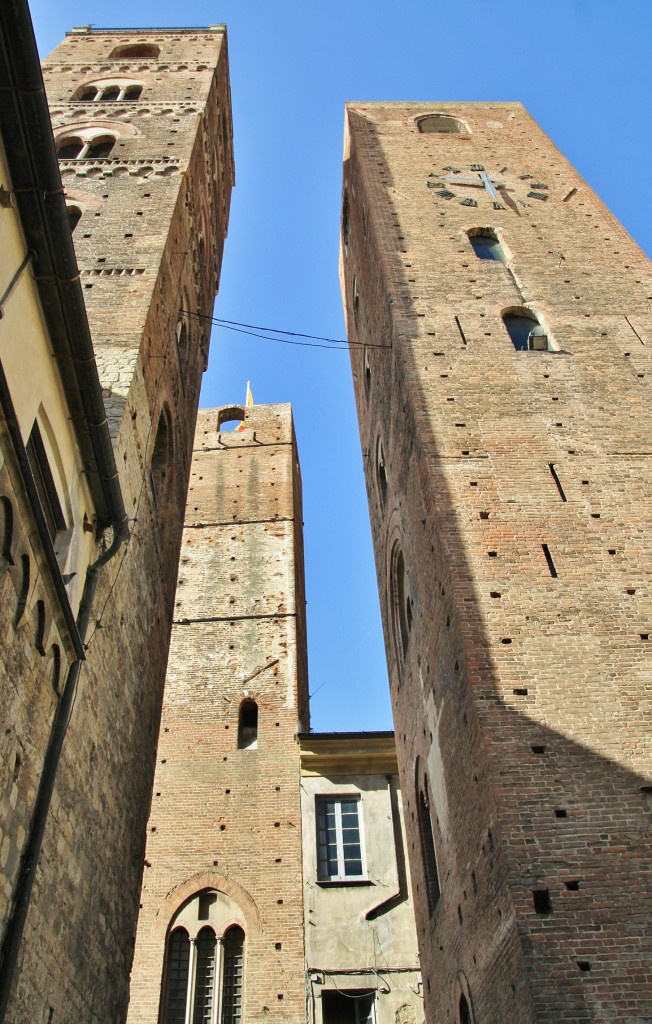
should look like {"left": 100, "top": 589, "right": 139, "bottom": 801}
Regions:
{"left": 340, "top": 104, "right": 652, "bottom": 1024}
{"left": 0, "top": 24, "right": 232, "bottom": 1024}
{"left": 128, "top": 404, "right": 309, "bottom": 1024}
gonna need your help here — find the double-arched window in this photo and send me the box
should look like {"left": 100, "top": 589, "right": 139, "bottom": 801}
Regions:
{"left": 162, "top": 895, "right": 245, "bottom": 1024}
{"left": 57, "top": 134, "right": 116, "bottom": 159}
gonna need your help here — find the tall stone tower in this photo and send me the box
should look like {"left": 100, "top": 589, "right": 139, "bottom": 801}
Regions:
{"left": 340, "top": 103, "right": 652, "bottom": 1024}
{"left": 128, "top": 404, "right": 309, "bottom": 1024}
{"left": 0, "top": 24, "right": 233, "bottom": 1024}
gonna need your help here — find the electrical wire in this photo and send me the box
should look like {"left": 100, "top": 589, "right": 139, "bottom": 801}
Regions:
{"left": 182, "top": 310, "right": 391, "bottom": 350}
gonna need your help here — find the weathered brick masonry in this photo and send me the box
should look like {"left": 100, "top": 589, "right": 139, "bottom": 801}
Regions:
{"left": 1, "top": 28, "right": 233, "bottom": 1023}
{"left": 128, "top": 404, "right": 308, "bottom": 1024}
{"left": 341, "top": 103, "right": 652, "bottom": 1024}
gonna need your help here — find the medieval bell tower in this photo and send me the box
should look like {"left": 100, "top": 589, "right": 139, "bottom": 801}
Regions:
{"left": 128, "top": 404, "right": 309, "bottom": 1024}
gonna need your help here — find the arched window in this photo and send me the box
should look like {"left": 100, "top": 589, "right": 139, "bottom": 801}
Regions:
{"left": 221, "top": 927, "right": 245, "bottom": 1024}
{"left": 238, "top": 701, "right": 258, "bottom": 749}
{"left": 123, "top": 84, "right": 143, "bottom": 100}
{"left": 57, "top": 134, "right": 116, "bottom": 159}
{"left": 78, "top": 86, "right": 98, "bottom": 101}
{"left": 161, "top": 897, "right": 245, "bottom": 1024}
{"left": 150, "top": 405, "right": 173, "bottom": 506}
{"left": 1, "top": 495, "right": 14, "bottom": 562}
{"left": 109, "top": 43, "right": 160, "bottom": 59}
{"left": 176, "top": 293, "right": 191, "bottom": 382}
{"left": 218, "top": 406, "right": 245, "bottom": 432}
{"left": 67, "top": 205, "right": 82, "bottom": 233}
{"left": 102, "top": 85, "right": 120, "bottom": 102}
{"left": 416, "top": 767, "right": 441, "bottom": 915}
{"left": 86, "top": 135, "right": 115, "bottom": 158}
{"left": 502, "top": 308, "right": 552, "bottom": 352}
{"left": 459, "top": 994, "right": 472, "bottom": 1024}
{"left": 468, "top": 228, "right": 506, "bottom": 263}
{"left": 375, "top": 437, "right": 388, "bottom": 505}
{"left": 417, "top": 113, "right": 467, "bottom": 135}
{"left": 342, "top": 188, "right": 350, "bottom": 255}
{"left": 163, "top": 928, "right": 191, "bottom": 1024}
{"left": 57, "top": 136, "right": 85, "bottom": 159}
{"left": 193, "top": 927, "right": 218, "bottom": 1023}
{"left": 390, "top": 542, "right": 412, "bottom": 664}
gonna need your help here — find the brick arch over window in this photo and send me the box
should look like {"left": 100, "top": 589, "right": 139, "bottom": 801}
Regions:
{"left": 417, "top": 113, "right": 468, "bottom": 135}
{"left": 153, "top": 872, "right": 261, "bottom": 941}
{"left": 159, "top": 892, "right": 246, "bottom": 1024}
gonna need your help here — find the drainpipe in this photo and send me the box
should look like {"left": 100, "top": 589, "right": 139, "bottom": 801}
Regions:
{"left": 365, "top": 774, "right": 410, "bottom": 921}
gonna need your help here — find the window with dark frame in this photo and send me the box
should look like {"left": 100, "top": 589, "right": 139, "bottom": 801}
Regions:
{"left": 26, "top": 423, "right": 66, "bottom": 545}
{"left": 416, "top": 771, "right": 441, "bottom": 915}
{"left": 161, "top": 916, "right": 245, "bottom": 1024}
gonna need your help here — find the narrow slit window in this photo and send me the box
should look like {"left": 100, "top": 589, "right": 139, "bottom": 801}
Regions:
{"left": 163, "top": 928, "right": 190, "bottom": 1024}
{"left": 416, "top": 768, "right": 441, "bottom": 914}
{"left": 221, "top": 927, "right": 245, "bottom": 1024}
{"left": 238, "top": 700, "right": 258, "bottom": 749}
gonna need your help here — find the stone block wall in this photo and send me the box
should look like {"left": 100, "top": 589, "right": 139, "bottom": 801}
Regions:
{"left": 1, "top": 28, "right": 233, "bottom": 1024}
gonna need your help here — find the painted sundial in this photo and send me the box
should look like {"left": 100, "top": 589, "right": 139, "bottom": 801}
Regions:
{"left": 427, "top": 164, "right": 550, "bottom": 210}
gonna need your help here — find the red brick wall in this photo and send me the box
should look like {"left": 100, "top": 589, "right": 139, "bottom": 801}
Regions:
{"left": 341, "top": 103, "right": 652, "bottom": 1024}
{"left": 128, "top": 404, "right": 308, "bottom": 1024}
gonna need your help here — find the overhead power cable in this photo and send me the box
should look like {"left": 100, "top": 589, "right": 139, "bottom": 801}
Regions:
{"left": 182, "top": 310, "right": 390, "bottom": 350}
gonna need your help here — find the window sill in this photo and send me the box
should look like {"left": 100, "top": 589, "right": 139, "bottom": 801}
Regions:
{"left": 316, "top": 878, "right": 374, "bottom": 888}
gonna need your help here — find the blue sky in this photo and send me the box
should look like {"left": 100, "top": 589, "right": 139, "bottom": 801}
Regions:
{"left": 31, "top": 0, "right": 652, "bottom": 731}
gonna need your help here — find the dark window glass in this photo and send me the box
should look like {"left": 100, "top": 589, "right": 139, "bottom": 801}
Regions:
{"left": 237, "top": 701, "right": 258, "bottom": 749}
{"left": 417, "top": 773, "right": 441, "bottom": 914}
{"left": 86, "top": 137, "right": 115, "bottom": 158}
{"left": 221, "top": 927, "right": 244, "bottom": 1024}
{"left": 26, "top": 423, "right": 66, "bottom": 544}
{"left": 57, "top": 138, "right": 84, "bottom": 159}
{"left": 192, "top": 928, "right": 217, "bottom": 1024}
{"left": 469, "top": 233, "right": 505, "bottom": 262}
{"left": 163, "top": 929, "right": 190, "bottom": 1024}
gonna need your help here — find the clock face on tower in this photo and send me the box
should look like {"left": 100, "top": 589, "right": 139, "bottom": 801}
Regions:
{"left": 426, "top": 164, "right": 550, "bottom": 210}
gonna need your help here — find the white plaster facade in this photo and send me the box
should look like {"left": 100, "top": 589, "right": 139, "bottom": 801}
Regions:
{"left": 300, "top": 733, "right": 423, "bottom": 1024}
